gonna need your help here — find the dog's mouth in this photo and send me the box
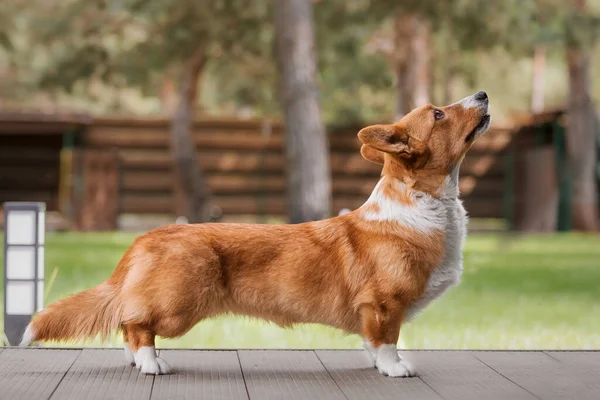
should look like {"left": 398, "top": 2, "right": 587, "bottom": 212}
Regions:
{"left": 465, "top": 114, "right": 490, "bottom": 142}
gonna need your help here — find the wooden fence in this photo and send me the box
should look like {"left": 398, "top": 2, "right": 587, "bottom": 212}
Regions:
{"left": 74, "top": 117, "right": 516, "bottom": 229}
{"left": 0, "top": 112, "right": 88, "bottom": 219}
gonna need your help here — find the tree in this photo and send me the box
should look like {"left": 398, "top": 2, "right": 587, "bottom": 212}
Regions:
{"left": 565, "top": 0, "right": 599, "bottom": 231}
{"left": 274, "top": 0, "right": 331, "bottom": 222}
{"left": 393, "top": 13, "right": 431, "bottom": 119}
{"left": 21, "top": 0, "right": 270, "bottom": 223}
{"left": 113, "top": 1, "right": 270, "bottom": 223}
{"left": 169, "top": 45, "right": 211, "bottom": 223}
{"left": 362, "top": 0, "right": 533, "bottom": 118}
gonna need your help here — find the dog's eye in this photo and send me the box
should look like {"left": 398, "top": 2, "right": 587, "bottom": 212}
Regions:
{"left": 434, "top": 109, "right": 444, "bottom": 120}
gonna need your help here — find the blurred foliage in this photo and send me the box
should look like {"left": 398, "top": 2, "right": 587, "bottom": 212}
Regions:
{"left": 1, "top": 0, "right": 600, "bottom": 123}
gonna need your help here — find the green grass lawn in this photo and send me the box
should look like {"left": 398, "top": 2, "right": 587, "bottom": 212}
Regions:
{"left": 1, "top": 232, "right": 599, "bottom": 349}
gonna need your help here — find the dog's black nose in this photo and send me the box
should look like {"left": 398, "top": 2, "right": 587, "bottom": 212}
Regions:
{"left": 474, "top": 91, "right": 488, "bottom": 101}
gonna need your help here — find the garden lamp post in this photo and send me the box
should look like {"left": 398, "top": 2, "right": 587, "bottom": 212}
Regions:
{"left": 3, "top": 202, "right": 45, "bottom": 345}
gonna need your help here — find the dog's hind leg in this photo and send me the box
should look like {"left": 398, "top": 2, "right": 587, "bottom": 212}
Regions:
{"left": 122, "top": 325, "right": 136, "bottom": 366}
{"left": 128, "top": 325, "right": 171, "bottom": 375}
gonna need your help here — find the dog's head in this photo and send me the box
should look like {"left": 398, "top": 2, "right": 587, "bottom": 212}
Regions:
{"left": 357, "top": 91, "right": 491, "bottom": 194}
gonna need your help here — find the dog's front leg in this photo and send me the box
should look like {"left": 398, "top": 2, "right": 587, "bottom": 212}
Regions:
{"left": 360, "top": 304, "right": 417, "bottom": 378}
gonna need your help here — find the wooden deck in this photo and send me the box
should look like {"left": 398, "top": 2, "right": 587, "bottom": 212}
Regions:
{"left": 0, "top": 348, "right": 597, "bottom": 399}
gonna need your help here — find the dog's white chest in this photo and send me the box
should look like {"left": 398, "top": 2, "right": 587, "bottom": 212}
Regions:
{"left": 405, "top": 197, "right": 467, "bottom": 321}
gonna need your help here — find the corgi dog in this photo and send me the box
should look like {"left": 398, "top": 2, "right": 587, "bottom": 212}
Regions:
{"left": 21, "top": 91, "right": 491, "bottom": 377}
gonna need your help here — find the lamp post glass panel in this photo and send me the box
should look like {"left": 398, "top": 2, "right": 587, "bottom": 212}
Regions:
{"left": 3, "top": 202, "right": 45, "bottom": 345}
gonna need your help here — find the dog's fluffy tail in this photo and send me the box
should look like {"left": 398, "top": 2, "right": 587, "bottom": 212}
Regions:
{"left": 20, "top": 283, "right": 123, "bottom": 346}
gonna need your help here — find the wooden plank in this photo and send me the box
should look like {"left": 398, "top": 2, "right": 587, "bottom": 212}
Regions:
{"left": 400, "top": 351, "right": 537, "bottom": 400}
{"left": 470, "top": 129, "right": 515, "bottom": 152}
{"left": 546, "top": 351, "right": 600, "bottom": 367}
{"left": 0, "top": 167, "right": 59, "bottom": 189}
{"left": 87, "top": 130, "right": 284, "bottom": 151}
{"left": 88, "top": 127, "right": 512, "bottom": 153}
{"left": 120, "top": 193, "right": 368, "bottom": 215}
{"left": 545, "top": 352, "right": 600, "bottom": 397}
{"left": 475, "top": 351, "right": 597, "bottom": 400}
{"left": 116, "top": 148, "right": 502, "bottom": 177}
{"left": 462, "top": 197, "right": 505, "bottom": 219}
{"left": 120, "top": 151, "right": 286, "bottom": 172}
{"left": 238, "top": 350, "right": 346, "bottom": 400}
{"left": 0, "top": 121, "right": 82, "bottom": 134}
{"left": 120, "top": 170, "right": 501, "bottom": 199}
{"left": 315, "top": 350, "right": 442, "bottom": 400}
{"left": 151, "top": 350, "right": 248, "bottom": 400}
{"left": 0, "top": 348, "right": 80, "bottom": 400}
{"left": 50, "top": 349, "right": 153, "bottom": 400}
{"left": 117, "top": 150, "right": 379, "bottom": 175}
{"left": 460, "top": 177, "right": 504, "bottom": 197}
{"left": 327, "top": 128, "right": 514, "bottom": 152}
{"left": 461, "top": 155, "right": 504, "bottom": 177}
{"left": 92, "top": 116, "right": 284, "bottom": 130}
{"left": 120, "top": 193, "right": 292, "bottom": 215}
{"left": 119, "top": 171, "right": 497, "bottom": 196}
{"left": 120, "top": 190, "right": 504, "bottom": 218}
{"left": 123, "top": 173, "right": 286, "bottom": 194}
{"left": 121, "top": 172, "right": 382, "bottom": 196}
{"left": 0, "top": 147, "right": 60, "bottom": 165}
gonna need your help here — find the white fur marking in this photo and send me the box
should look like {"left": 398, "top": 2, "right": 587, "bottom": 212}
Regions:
{"left": 134, "top": 346, "right": 171, "bottom": 375}
{"left": 360, "top": 178, "right": 446, "bottom": 233}
{"left": 405, "top": 165, "right": 467, "bottom": 321}
{"left": 455, "top": 94, "right": 481, "bottom": 110}
{"left": 124, "top": 343, "right": 136, "bottom": 366}
{"left": 375, "top": 344, "right": 417, "bottom": 377}
{"left": 20, "top": 324, "right": 35, "bottom": 347}
{"left": 363, "top": 339, "right": 377, "bottom": 367}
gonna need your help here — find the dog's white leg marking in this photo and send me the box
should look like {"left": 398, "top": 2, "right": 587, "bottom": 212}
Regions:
{"left": 363, "top": 339, "right": 378, "bottom": 368}
{"left": 20, "top": 324, "right": 35, "bottom": 346}
{"left": 134, "top": 346, "right": 171, "bottom": 375}
{"left": 124, "top": 343, "right": 136, "bottom": 366}
{"left": 375, "top": 344, "right": 417, "bottom": 378}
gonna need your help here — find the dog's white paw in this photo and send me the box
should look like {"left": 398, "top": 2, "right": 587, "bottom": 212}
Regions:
{"left": 155, "top": 357, "right": 171, "bottom": 374}
{"left": 135, "top": 346, "right": 171, "bottom": 375}
{"left": 375, "top": 344, "right": 417, "bottom": 378}
{"left": 139, "top": 356, "right": 171, "bottom": 375}
{"left": 378, "top": 359, "right": 415, "bottom": 377}
{"left": 363, "top": 339, "right": 378, "bottom": 368}
{"left": 124, "top": 343, "right": 136, "bottom": 366}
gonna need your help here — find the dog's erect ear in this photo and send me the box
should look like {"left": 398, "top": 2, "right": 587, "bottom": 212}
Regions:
{"left": 360, "top": 144, "right": 384, "bottom": 165}
{"left": 357, "top": 124, "right": 428, "bottom": 161}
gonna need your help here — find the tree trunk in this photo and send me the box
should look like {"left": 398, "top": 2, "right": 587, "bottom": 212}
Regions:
{"left": 394, "top": 14, "right": 430, "bottom": 120}
{"left": 566, "top": 45, "right": 599, "bottom": 231}
{"left": 564, "top": 0, "right": 598, "bottom": 231}
{"left": 274, "top": 0, "right": 331, "bottom": 223}
{"left": 161, "top": 73, "right": 177, "bottom": 115}
{"left": 531, "top": 46, "right": 546, "bottom": 113}
{"left": 441, "top": 16, "right": 456, "bottom": 106}
{"left": 411, "top": 17, "right": 430, "bottom": 109}
{"left": 394, "top": 15, "right": 413, "bottom": 119}
{"left": 169, "top": 46, "right": 211, "bottom": 223}
{"left": 428, "top": 38, "right": 436, "bottom": 106}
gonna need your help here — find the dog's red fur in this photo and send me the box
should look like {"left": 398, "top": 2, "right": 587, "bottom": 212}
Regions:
{"left": 25, "top": 97, "right": 487, "bottom": 365}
